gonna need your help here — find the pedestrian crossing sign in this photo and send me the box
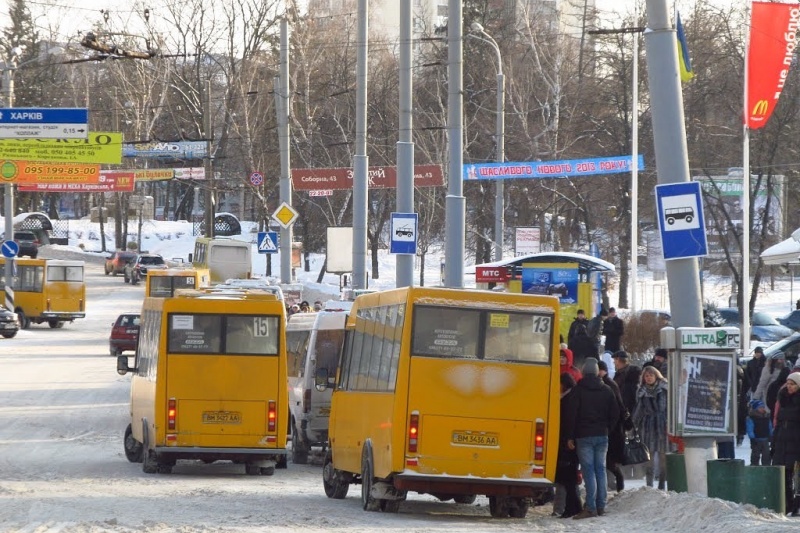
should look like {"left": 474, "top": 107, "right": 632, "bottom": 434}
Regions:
{"left": 257, "top": 231, "right": 279, "bottom": 254}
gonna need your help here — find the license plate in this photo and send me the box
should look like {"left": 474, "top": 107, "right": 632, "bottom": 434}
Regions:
{"left": 452, "top": 431, "right": 499, "bottom": 447}
{"left": 0, "top": 323, "right": 14, "bottom": 329}
{"left": 202, "top": 411, "right": 242, "bottom": 424}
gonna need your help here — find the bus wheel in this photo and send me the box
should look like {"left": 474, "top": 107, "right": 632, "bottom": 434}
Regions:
{"left": 245, "top": 464, "right": 261, "bottom": 475}
{"left": 380, "top": 499, "right": 401, "bottom": 513}
{"left": 123, "top": 424, "right": 143, "bottom": 463}
{"left": 453, "top": 494, "right": 477, "bottom": 505}
{"left": 360, "top": 447, "right": 380, "bottom": 511}
{"left": 260, "top": 466, "right": 275, "bottom": 476}
{"left": 322, "top": 449, "right": 349, "bottom": 499}
{"left": 508, "top": 498, "right": 530, "bottom": 518}
{"left": 48, "top": 319, "right": 63, "bottom": 329}
{"left": 292, "top": 438, "right": 309, "bottom": 465}
{"left": 156, "top": 462, "right": 173, "bottom": 474}
{"left": 16, "top": 310, "right": 29, "bottom": 330}
{"left": 489, "top": 496, "right": 511, "bottom": 518}
{"left": 142, "top": 449, "right": 158, "bottom": 474}
{"left": 276, "top": 455, "right": 288, "bottom": 469}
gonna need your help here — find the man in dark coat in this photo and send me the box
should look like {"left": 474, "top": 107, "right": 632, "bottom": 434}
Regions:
{"left": 746, "top": 347, "right": 767, "bottom": 397}
{"left": 587, "top": 308, "right": 607, "bottom": 354}
{"left": 612, "top": 350, "right": 641, "bottom": 422}
{"left": 599, "top": 360, "right": 627, "bottom": 492}
{"left": 554, "top": 373, "right": 582, "bottom": 518}
{"left": 603, "top": 308, "right": 624, "bottom": 353}
{"left": 566, "top": 358, "right": 620, "bottom": 519}
{"left": 643, "top": 348, "right": 668, "bottom": 377}
{"left": 772, "top": 372, "right": 800, "bottom": 516}
{"left": 568, "top": 310, "right": 598, "bottom": 368}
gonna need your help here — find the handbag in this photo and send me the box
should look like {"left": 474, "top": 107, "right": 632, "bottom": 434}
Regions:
{"left": 622, "top": 428, "right": 651, "bottom": 466}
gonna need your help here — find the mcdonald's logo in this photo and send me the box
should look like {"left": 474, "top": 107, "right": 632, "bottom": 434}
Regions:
{"left": 752, "top": 99, "right": 770, "bottom": 117}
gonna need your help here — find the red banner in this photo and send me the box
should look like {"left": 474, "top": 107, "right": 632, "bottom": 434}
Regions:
{"left": 18, "top": 170, "right": 135, "bottom": 192}
{"left": 292, "top": 164, "right": 444, "bottom": 191}
{"left": 747, "top": 2, "right": 800, "bottom": 129}
{"left": 475, "top": 266, "right": 510, "bottom": 284}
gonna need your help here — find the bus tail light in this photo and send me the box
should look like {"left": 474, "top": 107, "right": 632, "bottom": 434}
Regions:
{"left": 408, "top": 411, "right": 419, "bottom": 453}
{"left": 268, "top": 400, "right": 277, "bottom": 432}
{"left": 168, "top": 398, "right": 177, "bottom": 430}
{"left": 303, "top": 389, "right": 311, "bottom": 414}
{"left": 80, "top": 299, "right": 84, "bottom": 311}
{"left": 46, "top": 298, "right": 51, "bottom": 312}
{"left": 534, "top": 421, "right": 545, "bottom": 461}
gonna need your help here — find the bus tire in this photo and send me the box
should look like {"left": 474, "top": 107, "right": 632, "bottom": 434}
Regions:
{"left": 508, "top": 497, "right": 530, "bottom": 518}
{"left": 380, "top": 499, "right": 401, "bottom": 513}
{"left": 16, "top": 309, "right": 29, "bottom": 330}
{"left": 260, "top": 466, "right": 276, "bottom": 476}
{"left": 276, "top": 455, "right": 288, "bottom": 469}
{"left": 2, "top": 331, "right": 17, "bottom": 338}
{"left": 322, "top": 449, "right": 349, "bottom": 499}
{"left": 245, "top": 464, "right": 261, "bottom": 475}
{"left": 124, "top": 424, "right": 143, "bottom": 463}
{"left": 48, "top": 319, "right": 63, "bottom": 329}
{"left": 142, "top": 449, "right": 158, "bottom": 474}
{"left": 157, "top": 462, "right": 173, "bottom": 474}
{"left": 453, "top": 494, "right": 477, "bottom": 505}
{"left": 360, "top": 445, "right": 380, "bottom": 511}
{"left": 292, "top": 438, "right": 309, "bottom": 465}
{"left": 489, "top": 496, "right": 511, "bottom": 518}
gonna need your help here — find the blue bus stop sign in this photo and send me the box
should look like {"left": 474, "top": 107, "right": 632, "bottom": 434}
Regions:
{"left": 655, "top": 181, "right": 708, "bottom": 260}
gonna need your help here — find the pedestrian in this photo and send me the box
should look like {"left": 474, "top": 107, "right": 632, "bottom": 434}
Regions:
{"left": 559, "top": 347, "right": 583, "bottom": 383}
{"left": 553, "top": 372, "right": 582, "bottom": 519}
{"left": 632, "top": 365, "right": 669, "bottom": 490}
{"left": 746, "top": 399, "right": 773, "bottom": 466}
{"left": 754, "top": 351, "right": 786, "bottom": 401}
{"left": 643, "top": 347, "right": 668, "bottom": 377}
{"left": 603, "top": 307, "right": 624, "bottom": 353}
{"left": 767, "top": 363, "right": 792, "bottom": 418}
{"left": 566, "top": 357, "right": 620, "bottom": 519}
{"left": 598, "top": 360, "right": 627, "bottom": 492}
{"left": 568, "top": 309, "right": 597, "bottom": 368}
{"left": 587, "top": 308, "right": 608, "bottom": 355}
{"left": 612, "top": 350, "right": 641, "bottom": 419}
{"left": 746, "top": 346, "right": 767, "bottom": 397}
{"left": 313, "top": 300, "right": 323, "bottom": 312}
{"left": 299, "top": 301, "right": 311, "bottom": 313}
{"left": 567, "top": 309, "right": 589, "bottom": 345}
{"left": 771, "top": 371, "right": 800, "bottom": 516}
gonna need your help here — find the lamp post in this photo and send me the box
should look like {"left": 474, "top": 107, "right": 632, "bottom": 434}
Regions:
{"left": 469, "top": 23, "right": 505, "bottom": 262}
{"left": 1, "top": 48, "right": 21, "bottom": 312}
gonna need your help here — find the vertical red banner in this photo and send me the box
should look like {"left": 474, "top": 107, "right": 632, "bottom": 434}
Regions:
{"left": 747, "top": 2, "right": 800, "bottom": 129}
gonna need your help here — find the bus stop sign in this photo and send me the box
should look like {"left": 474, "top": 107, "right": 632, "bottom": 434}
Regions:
{"left": 655, "top": 181, "right": 708, "bottom": 260}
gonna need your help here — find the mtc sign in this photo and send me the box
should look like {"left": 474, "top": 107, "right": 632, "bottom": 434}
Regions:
{"left": 475, "top": 266, "right": 510, "bottom": 284}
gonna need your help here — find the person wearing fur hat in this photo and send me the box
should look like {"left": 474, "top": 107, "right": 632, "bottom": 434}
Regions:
{"left": 598, "top": 360, "right": 627, "bottom": 492}
{"left": 754, "top": 351, "right": 786, "bottom": 402}
{"left": 746, "top": 399, "right": 773, "bottom": 466}
{"left": 565, "top": 357, "right": 620, "bottom": 519}
{"left": 771, "top": 372, "right": 800, "bottom": 516}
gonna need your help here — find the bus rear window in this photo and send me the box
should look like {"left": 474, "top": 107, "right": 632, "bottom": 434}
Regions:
{"left": 168, "top": 314, "right": 279, "bottom": 355}
{"left": 47, "top": 265, "right": 83, "bottom": 282}
{"left": 149, "top": 276, "right": 196, "bottom": 297}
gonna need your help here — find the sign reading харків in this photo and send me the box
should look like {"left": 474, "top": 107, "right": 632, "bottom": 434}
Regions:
{"left": 662, "top": 327, "right": 740, "bottom": 437}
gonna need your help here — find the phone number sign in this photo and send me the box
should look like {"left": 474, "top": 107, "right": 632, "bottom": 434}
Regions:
{"left": 0, "top": 160, "right": 101, "bottom": 184}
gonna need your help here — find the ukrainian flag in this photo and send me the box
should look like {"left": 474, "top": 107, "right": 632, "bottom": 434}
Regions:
{"left": 677, "top": 12, "right": 694, "bottom": 82}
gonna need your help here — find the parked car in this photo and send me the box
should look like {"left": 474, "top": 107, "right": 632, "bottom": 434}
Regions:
{"left": 777, "top": 310, "right": 800, "bottom": 331}
{"left": 12, "top": 230, "right": 39, "bottom": 258}
{"left": 109, "top": 313, "right": 140, "bottom": 356}
{"left": 123, "top": 254, "right": 166, "bottom": 285}
{"left": 743, "top": 331, "right": 800, "bottom": 367}
{"left": 105, "top": 251, "right": 137, "bottom": 276}
{"left": 716, "top": 307, "right": 794, "bottom": 343}
{"left": 0, "top": 304, "right": 19, "bottom": 338}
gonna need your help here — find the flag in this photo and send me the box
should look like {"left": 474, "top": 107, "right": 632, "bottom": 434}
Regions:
{"left": 676, "top": 12, "right": 694, "bottom": 82}
{"left": 746, "top": 2, "right": 800, "bottom": 129}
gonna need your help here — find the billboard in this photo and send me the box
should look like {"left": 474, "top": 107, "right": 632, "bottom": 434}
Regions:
{"left": 18, "top": 170, "right": 135, "bottom": 192}
{"left": 0, "top": 132, "right": 123, "bottom": 164}
{"left": 292, "top": 164, "right": 444, "bottom": 190}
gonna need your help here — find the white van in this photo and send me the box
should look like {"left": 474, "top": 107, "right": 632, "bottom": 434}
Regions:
{"left": 286, "top": 306, "right": 348, "bottom": 464}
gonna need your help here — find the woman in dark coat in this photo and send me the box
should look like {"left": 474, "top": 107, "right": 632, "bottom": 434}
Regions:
{"left": 554, "top": 373, "right": 582, "bottom": 518}
{"left": 632, "top": 366, "right": 668, "bottom": 489}
{"left": 772, "top": 372, "right": 800, "bottom": 516}
{"left": 599, "top": 360, "right": 627, "bottom": 492}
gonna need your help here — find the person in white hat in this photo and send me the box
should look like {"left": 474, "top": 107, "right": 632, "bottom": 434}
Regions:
{"left": 753, "top": 351, "right": 786, "bottom": 402}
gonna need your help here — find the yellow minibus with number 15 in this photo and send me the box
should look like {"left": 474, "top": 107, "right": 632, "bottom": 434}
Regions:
{"left": 320, "top": 287, "right": 560, "bottom": 518}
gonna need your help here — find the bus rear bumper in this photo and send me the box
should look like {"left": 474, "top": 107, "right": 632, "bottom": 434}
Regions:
{"left": 154, "top": 446, "right": 287, "bottom": 463}
{"left": 40, "top": 312, "right": 85, "bottom": 320}
{"left": 393, "top": 473, "right": 553, "bottom": 497}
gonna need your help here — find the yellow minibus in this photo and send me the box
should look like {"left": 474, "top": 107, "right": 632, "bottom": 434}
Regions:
{"left": 192, "top": 237, "right": 252, "bottom": 283}
{"left": 0, "top": 258, "right": 86, "bottom": 329}
{"left": 117, "top": 288, "right": 288, "bottom": 475}
{"left": 321, "top": 287, "right": 560, "bottom": 517}
{"left": 145, "top": 268, "right": 210, "bottom": 298}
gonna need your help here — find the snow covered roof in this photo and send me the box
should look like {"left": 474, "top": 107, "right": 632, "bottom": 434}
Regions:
{"left": 760, "top": 236, "right": 800, "bottom": 265}
{"left": 468, "top": 251, "right": 616, "bottom": 275}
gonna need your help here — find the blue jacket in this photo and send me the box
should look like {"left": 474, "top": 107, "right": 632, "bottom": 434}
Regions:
{"left": 745, "top": 410, "right": 773, "bottom": 440}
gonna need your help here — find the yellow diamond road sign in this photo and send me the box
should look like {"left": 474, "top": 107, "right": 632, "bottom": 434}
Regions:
{"left": 272, "top": 202, "right": 299, "bottom": 229}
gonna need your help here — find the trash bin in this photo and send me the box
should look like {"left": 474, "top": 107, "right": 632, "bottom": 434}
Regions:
{"left": 666, "top": 453, "right": 688, "bottom": 493}
{"left": 743, "top": 465, "right": 785, "bottom": 514}
{"left": 707, "top": 459, "right": 745, "bottom": 503}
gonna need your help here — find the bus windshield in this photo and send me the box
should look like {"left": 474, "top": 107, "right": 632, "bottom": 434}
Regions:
{"left": 149, "top": 275, "right": 197, "bottom": 297}
{"left": 46, "top": 265, "right": 84, "bottom": 282}
{"left": 167, "top": 313, "right": 280, "bottom": 355}
{"left": 411, "top": 305, "right": 552, "bottom": 363}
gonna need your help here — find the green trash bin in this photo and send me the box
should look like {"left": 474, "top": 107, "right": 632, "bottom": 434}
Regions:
{"left": 707, "top": 459, "right": 745, "bottom": 503}
{"left": 743, "top": 465, "right": 785, "bottom": 514}
{"left": 666, "top": 453, "right": 688, "bottom": 493}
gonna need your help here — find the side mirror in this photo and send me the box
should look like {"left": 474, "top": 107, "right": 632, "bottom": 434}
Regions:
{"left": 315, "top": 368, "right": 329, "bottom": 392}
{"left": 117, "top": 355, "right": 135, "bottom": 375}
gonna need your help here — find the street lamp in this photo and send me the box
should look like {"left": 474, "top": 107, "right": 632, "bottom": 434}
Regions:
{"left": 469, "top": 22, "right": 505, "bottom": 262}
{"left": 2, "top": 47, "right": 22, "bottom": 312}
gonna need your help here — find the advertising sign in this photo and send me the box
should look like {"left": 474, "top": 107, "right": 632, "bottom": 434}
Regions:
{"left": 521, "top": 265, "right": 578, "bottom": 304}
{"left": 0, "top": 132, "right": 123, "bottom": 164}
{"left": 326, "top": 227, "right": 353, "bottom": 274}
{"left": 680, "top": 353, "right": 732, "bottom": 433}
{"left": 0, "top": 107, "right": 88, "bottom": 139}
{"left": 18, "top": 170, "right": 135, "bottom": 192}
{"left": 292, "top": 164, "right": 444, "bottom": 190}
{"left": 122, "top": 141, "right": 207, "bottom": 160}
{"left": 515, "top": 227, "right": 541, "bottom": 256}
{"left": 463, "top": 155, "right": 645, "bottom": 181}
{"left": 475, "top": 266, "right": 510, "bottom": 284}
{"left": 0, "top": 161, "right": 100, "bottom": 184}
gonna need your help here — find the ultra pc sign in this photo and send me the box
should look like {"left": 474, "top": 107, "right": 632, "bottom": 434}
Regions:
{"left": 677, "top": 327, "right": 740, "bottom": 350}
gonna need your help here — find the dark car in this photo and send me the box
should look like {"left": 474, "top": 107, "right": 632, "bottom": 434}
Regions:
{"left": 778, "top": 310, "right": 800, "bottom": 332}
{"left": 109, "top": 313, "right": 140, "bottom": 356}
{"left": 0, "top": 304, "right": 19, "bottom": 338}
{"left": 105, "top": 251, "right": 137, "bottom": 276}
{"left": 123, "top": 253, "right": 166, "bottom": 285}
{"left": 13, "top": 230, "right": 39, "bottom": 258}
{"left": 717, "top": 307, "right": 793, "bottom": 342}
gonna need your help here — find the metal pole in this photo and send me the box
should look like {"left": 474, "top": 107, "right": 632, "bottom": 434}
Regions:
{"left": 395, "top": 0, "right": 414, "bottom": 288}
{"left": 204, "top": 79, "right": 214, "bottom": 238}
{"left": 278, "top": 19, "right": 293, "bottom": 284}
{"left": 643, "top": 0, "right": 709, "bottom": 494}
{"left": 352, "top": 0, "right": 369, "bottom": 290}
{"left": 3, "top": 61, "right": 14, "bottom": 312}
{"left": 444, "top": 0, "right": 465, "bottom": 288}
{"left": 631, "top": 6, "right": 639, "bottom": 311}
